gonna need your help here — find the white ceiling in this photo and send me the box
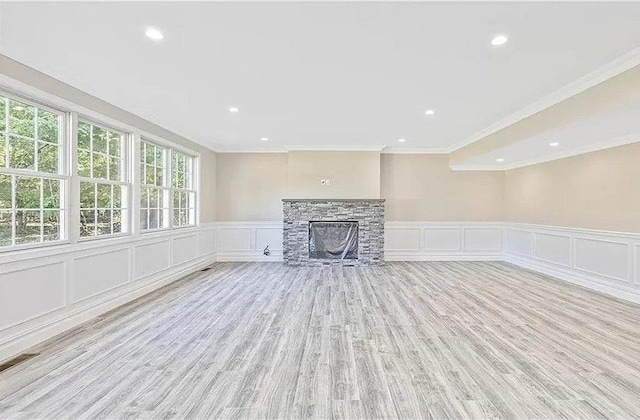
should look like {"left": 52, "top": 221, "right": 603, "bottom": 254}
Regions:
{"left": 2, "top": 2, "right": 640, "bottom": 155}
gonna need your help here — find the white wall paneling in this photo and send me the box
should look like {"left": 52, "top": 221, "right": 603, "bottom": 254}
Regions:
{"left": 384, "top": 228, "right": 421, "bottom": 252}
{"left": 504, "top": 223, "right": 640, "bottom": 304}
{"left": 534, "top": 233, "right": 571, "bottom": 267}
{"left": 216, "top": 222, "right": 284, "bottom": 262}
{"left": 463, "top": 228, "right": 502, "bottom": 252}
{"left": 424, "top": 228, "right": 461, "bottom": 251}
{"left": 172, "top": 234, "right": 199, "bottom": 266}
{"left": 1, "top": 262, "right": 66, "bottom": 329}
{"left": 505, "top": 229, "right": 534, "bottom": 256}
{"left": 3, "top": 218, "right": 640, "bottom": 365}
{"left": 0, "top": 223, "right": 217, "bottom": 364}
{"left": 72, "top": 248, "right": 131, "bottom": 304}
{"left": 134, "top": 240, "right": 171, "bottom": 280}
{"left": 574, "top": 238, "right": 630, "bottom": 281}
{"left": 635, "top": 245, "right": 640, "bottom": 285}
{"left": 385, "top": 222, "right": 503, "bottom": 261}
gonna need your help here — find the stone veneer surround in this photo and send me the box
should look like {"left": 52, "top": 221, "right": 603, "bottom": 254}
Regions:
{"left": 283, "top": 199, "right": 385, "bottom": 266}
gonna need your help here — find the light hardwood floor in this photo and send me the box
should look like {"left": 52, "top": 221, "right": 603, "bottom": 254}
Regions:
{"left": 1, "top": 262, "right": 640, "bottom": 419}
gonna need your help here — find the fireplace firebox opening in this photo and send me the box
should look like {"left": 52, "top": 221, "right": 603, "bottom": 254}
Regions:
{"left": 308, "top": 221, "right": 358, "bottom": 260}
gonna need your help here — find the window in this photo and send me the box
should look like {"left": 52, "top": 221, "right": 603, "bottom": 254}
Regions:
{"left": 171, "top": 151, "right": 195, "bottom": 227}
{"left": 140, "top": 140, "right": 169, "bottom": 230}
{"left": 77, "top": 120, "right": 128, "bottom": 237}
{"left": 0, "top": 88, "right": 199, "bottom": 251}
{"left": 0, "top": 93, "right": 65, "bottom": 248}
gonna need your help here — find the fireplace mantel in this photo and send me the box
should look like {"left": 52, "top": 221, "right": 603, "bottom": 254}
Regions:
{"left": 282, "top": 198, "right": 385, "bottom": 266}
{"left": 282, "top": 198, "right": 385, "bottom": 202}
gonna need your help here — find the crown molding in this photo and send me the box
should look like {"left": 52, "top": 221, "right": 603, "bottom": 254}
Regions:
{"left": 381, "top": 147, "right": 450, "bottom": 154}
{"left": 214, "top": 147, "right": 289, "bottom": 154}
{"left": 213, "top": 145, "right": 452, "bottom": 154}
{"left": 450, "top": 132, "right": 640, "bottom": 172}
{"left": 286, "top": 144, "right": 387, "bottom": 152}
{"left": 448, "top": 46, "right": 640, "bottom": 153}
{"left": 449, "top": 164, "right": 505, "bottom": 172}
{"left": 499, "top": 132, "right": 640, "bottom": 171}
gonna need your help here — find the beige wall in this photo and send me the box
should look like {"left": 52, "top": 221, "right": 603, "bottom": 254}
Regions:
{"left": 381, "top": 154, "right": 504, "bottom": 221}
{"left": 216, "top": 153, "right": 289, "bottom": 221}
{"left": 216, "top": 152, "right": 505, "bottom": 222}
{"left": 199, "top": 151, "right": 217, "bottom": 223}
{"left": 287, "top": 151, "right": 381, "bottom": 199}
{"left": 504, "top": 142, "right": 640, "bottom": 233}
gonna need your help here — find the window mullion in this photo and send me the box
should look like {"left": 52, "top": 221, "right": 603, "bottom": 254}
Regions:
{"left": 11, "top": 175, "right": 16, "bottom": 246}
{"left": 131, "top": 133, "right": 141, "bottom": 235}
{"left": 168, "top": 148, "right": 174, "bottom": 230}
{"left": 68, "top": 111, "right": 80, "bottom": 244}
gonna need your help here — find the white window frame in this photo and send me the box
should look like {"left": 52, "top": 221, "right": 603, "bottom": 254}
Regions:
{"left": 139, "top": 138, "right": 170, "bottom": 232}
{"left": 76, "top": 116, "right": 131, "bottom": 241}
{"left": 0, "top": 88, "right": 70, "bottom": 252}
{"left": 170, "top": 149, "right": 197, "bottom": 229}
{"left": 0, "top": 80, "right": 202, "bottom": 254}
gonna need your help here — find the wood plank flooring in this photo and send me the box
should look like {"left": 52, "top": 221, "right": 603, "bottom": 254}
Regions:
{"left": 1, "top": 261, "right": 640, "bottom": 419}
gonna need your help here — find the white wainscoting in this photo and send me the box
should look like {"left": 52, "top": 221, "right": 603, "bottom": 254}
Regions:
{"left": 504, "top": 223, "right": 640, "bottom": 304}
{"left": 214, "top": 221, "right": 640, "bottom": 304}
{"left": 384, "top": 222, "right": 504, "bottom": 261}
{"left": 215, "top": 222, "right": 284, "bottom": 262}
{"left": 4, "top": 219, "right": 640, "bottom": 364}
{"left": 0, "top": 223, "right": 217, "bottom": 364}
{"left": 214, "top": 221, "right": 504, "bottom": 262}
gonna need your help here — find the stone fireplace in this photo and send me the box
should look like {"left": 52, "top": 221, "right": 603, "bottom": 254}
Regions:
{"left": 282, "top": 199, "right": 385, "bottom": 266}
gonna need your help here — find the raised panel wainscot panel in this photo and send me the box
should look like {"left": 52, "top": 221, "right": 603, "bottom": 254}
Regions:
{"left": 1, "top": 262, "right": 66, "bottom": 328}
{"left": 134, "top": 240, "right": 171, "bottom": 280}
{"left": 424, "top": 228, "right": 461, "bottom": 251}
{"left": 574, "top": 238, "right": 630, "bottom": 282}
{"left": 384, "top": 228, "right": 421, "bottom": 251}
{"left": 72, "top": 249, "right": 130, "bottom": 303}
{"left": 506, "top": 229, "right": 534, "bottom": 256}
{"left": 534, "top": 233, "right": 571, "bottom": 267}
{"left": 463, "top": 228, "right": 502, "bottom": 251}
{"left": 256, "top": 228, "right": 284, "bottom": 252}
{"left": 172, "top": 235, "right": 199, "bottom": 266}
{"left": 218, "top": 228, "right": 253, "bottom": 252}
{"left": 198, "top": 230, "right": 216, "bottom": 257}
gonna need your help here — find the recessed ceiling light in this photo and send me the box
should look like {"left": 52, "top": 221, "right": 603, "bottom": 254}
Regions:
{"left": 145, "top": 27, "right": 164, "bottom": 41}
{"left": 549, "top": 142, "right": 560, "bottom": 147}
{"left": 261, "top": 137, "right": 268, "bottom": 142}
{"left": 491, "top": 34, "right": 508, "bottom": 46}
{"left": 229, "top": 107, "right": 239, "bottom": 113}
{"left": 425, "top": 109, "right": 435, "bottom": 116}
{"left": 398, "top": 138, "right": 406, "bottom": 143}
{"left": 496, "top": 158, "right": 505, "bottom": 162}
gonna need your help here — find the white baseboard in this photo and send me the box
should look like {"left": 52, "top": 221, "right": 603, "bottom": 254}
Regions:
{"left": 385, "top": 253, "right": 502, "bottom": 261}
{"left": 505, "top": 254, "right": 640, "bottom": 305}
{"left": 217, "top": 251, "right": 284, "bottom": 262}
